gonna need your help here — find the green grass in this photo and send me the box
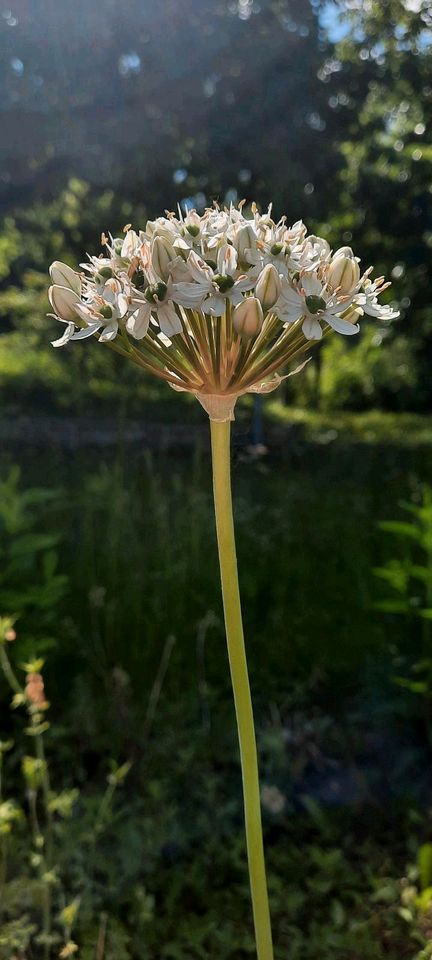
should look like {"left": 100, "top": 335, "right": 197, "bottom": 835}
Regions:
{"left": 1, "top": 431, "right": 432, "bottom": 958}
{"left": 266, "top": 402, "right": 432, "bottom": 446}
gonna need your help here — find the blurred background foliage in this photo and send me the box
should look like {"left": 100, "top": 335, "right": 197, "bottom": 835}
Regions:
{"left": 0, "top": 0, "right": 431, "bottom": 413}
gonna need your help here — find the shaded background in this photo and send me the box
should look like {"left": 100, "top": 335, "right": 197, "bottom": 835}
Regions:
{"left": 2, "top": 1, "right": 432, "bottom": 958}
{"left": 1, "top": 0, "right": 431, "bottom": 413}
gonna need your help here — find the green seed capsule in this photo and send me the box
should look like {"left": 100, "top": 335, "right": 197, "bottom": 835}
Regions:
{"left": 98, "top": 266, "right": 113, "bottom": 279}
{"left": 186, "top": 224, "right": 200, "bottom": 238}
{"left": 131, "top": 270, "right": 145, "bottom": 289}
{"left": 99, "top": 305, "right": 113, "bottom": 319}
{"left": 271, "top": 243, "right": 284, "bottom": 256}
{"left": 305, "top": 295, "right": 326, "bottom": 314}
{"left": 215, "top": 274, "right": 234, "bottom": 293}
{"left": 145, "top": 281, "right": 168, "bottom": 303}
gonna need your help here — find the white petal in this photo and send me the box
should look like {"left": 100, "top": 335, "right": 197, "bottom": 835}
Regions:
{"left": 117, "top": 293, "right": 129, "bottom": 318}
{"left": 217, "top": 243, "right": 237, "bottom": 277}
{"left": 275, "top": 296, "right": 303, "bottom": 324}
{"left": 157, "top": 303, "right": 183, "bottom": 337}
{"left": 126, "top": 306, "right": 151, "bottom": 340}
{"left": 99, "top": 321, "right": 119, "bottom": 342}
{"left": 229, "top": 287, "right": 245, "bottom": 308}
{"left": 302, "top": 274, "right": 322, "bottom": 297}
{"left": 187, "top": 251, "right": 213, "bottom": 284}
{"left": 51, "top": 322, "right": 75, "bottom": 348}
{"left": 71, "top": 322, "right": 102, "bottom": 340}
{"left": 202, "top": 294, "right": 225, "bottom": 316}
{"left": 168, "top": 256, "right": 193, "bottom": 282}
{"left": 302, "top": 316, "right": 322, "bottom": 340}
{"left": 171, "top": 281, "right": 208, "bottom": 308}
{"left": 325, "top": 312, "right": 359, "bottom": 335}
{"left": 363, "top": 300, "right": 399, "bottom": 320}
{"left": 234, "top": 275, "right": 256, "bottom": 293}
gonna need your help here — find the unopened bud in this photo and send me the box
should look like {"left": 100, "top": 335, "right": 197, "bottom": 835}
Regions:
{"left": 151, "top": 236, "right": 175, "bottom": 282}
{"left": 233, "top": 224, "right": 257, "bottom": 265}
{"left": 255, "top": 264, "right": 282, "bottom": 311}
{"left": 184, "top": 211, "right": 201, "bottom": 238}
{"left": 328, "top": 250, "right": 360, "bottom": 294}
{"left": 48, "top": 285, "right": 81, "bottom": 322}
{"left": 121, "top": 229, "right": 138, "bottom": 259}
{"left": 49, "top": 262, "right": 81, "bottom": 295}
{"left": 233, "top": 297, "right": 263, "bottom": 339}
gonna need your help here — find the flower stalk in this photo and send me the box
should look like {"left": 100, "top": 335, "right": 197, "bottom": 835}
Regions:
{"left": 210, "top": 419, "right": 273, "bottom": 960}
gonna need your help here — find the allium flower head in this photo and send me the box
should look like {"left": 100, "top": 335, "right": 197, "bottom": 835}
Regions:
{"left": 48, "top": 201, "right": 399, "bottom": 421}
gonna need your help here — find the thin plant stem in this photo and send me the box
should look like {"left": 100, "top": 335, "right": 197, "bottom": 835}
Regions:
{"left": 0, "top": 755, "right": 6, "bottom": 920}
{"left": 0, "top": 645, "right": 53, "bottom": 957}
{"left": 143, "top": 634, "right": 176, "bottom": 743}
{"left": 210, "top": 419, "right": 274, "bottom": 960}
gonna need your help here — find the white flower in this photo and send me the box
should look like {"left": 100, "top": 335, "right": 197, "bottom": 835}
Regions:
{"left": 75, "top": 279, "right": 129, "bottom": 342}
{"left": 362, "top": 278, "right": 400, "bottom": 321}
{"left": 275, "top": 271, "right": 360, "bottom": 340}
{"left": 246, "top": 217, "right": 308, "bottom": 278}
{"left": 174, "top": 247, "right": 254, "bottom": 316}
{"left": 126, "top": 279, "right": 182, "bottom": 340}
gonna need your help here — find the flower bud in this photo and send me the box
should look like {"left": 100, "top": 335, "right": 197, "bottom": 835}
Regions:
{"left": 48, "top": 285, "right": 81, "bottom": 321}
{"left": 121, "top": 229, "right": 138, "bottom": 259}
{"left": 184, "top": 210, "right": 201, "bottom": 238}
{"left": 49, "top": 262, "right": 81, "bottom": 295}
{"left": 233, "top": 297, "right": 263, "bottom": 339}
{"left": 151, "top": 236, "right": 176, "bottom": 282}
{"left": 233, "top": 224, "right": 256, "bottom": 265}
{"left": 255, "top": 264, "right": 282, "bottom": 311}
{"left": 328, "top": 251, "right": 360, "bottom": 294}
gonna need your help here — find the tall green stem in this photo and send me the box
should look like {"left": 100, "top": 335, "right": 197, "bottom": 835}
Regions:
{"left": 210, "top": 418, "right": 274, "bottom": 960}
